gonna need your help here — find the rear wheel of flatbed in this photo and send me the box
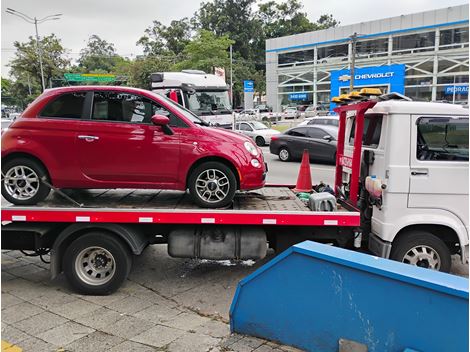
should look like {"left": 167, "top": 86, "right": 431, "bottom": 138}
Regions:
{"left": 63, "top": 231, "right": 132, "bottom": 295}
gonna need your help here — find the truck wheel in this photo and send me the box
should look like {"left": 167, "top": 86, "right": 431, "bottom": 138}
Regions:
{"left": 278, "top": 147, "right": 291, "bottom": 162}
{"left": 63, "top": 232, "right": 132, "bottom": 295}
{"left": 255, "top": 136, "right": 265, "bottom": 147}
{"left": 1, "top": 157, "right": 51, "bottom": 205}
{"left": 189, "top": 161, "right": 237, "bottom": 208}
{"left": 390, "top": 231, "right": 451, "bottom": 272}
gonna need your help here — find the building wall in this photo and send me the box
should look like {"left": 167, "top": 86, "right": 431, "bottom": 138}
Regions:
{"left": 266, "top": 5, "right": 469, "bottom": 112}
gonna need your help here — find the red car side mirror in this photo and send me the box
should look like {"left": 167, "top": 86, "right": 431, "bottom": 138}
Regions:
{"left": 151, "top": 114, "right": 170, "bottom": 126}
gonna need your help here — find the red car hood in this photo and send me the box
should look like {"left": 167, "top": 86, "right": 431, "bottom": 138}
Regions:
{"left": 202, "top": 126, "right": 253, "bottom": 144}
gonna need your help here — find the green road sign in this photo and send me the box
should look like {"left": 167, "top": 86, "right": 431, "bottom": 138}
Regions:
{"left": 64, "top": 73, "right": 116, "bottom": 82}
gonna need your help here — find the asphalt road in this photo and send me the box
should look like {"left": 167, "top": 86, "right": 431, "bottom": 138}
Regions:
{"left": 261, "top": 146, "right": 335, "bottom": 186}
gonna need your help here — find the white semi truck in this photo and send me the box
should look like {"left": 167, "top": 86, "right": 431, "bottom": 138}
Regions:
{"left": 150, "top": 70, "right": 233, "bottom": 128}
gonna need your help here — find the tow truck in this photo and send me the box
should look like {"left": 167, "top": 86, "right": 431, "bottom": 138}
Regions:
{"left": 150, "top": 70, "right": 233, "bottom": 128}
{"left": 1, "top": 88, "right": 467, "bottom": 295}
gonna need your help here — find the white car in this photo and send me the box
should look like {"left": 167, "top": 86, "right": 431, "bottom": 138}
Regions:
{"left": 237, "top": 109, "right": 260, "bottom": 121}
{"left": 234, "top": 121, "right": 281, "bottom": 146}
{"left": 297, "top": 115, "right": 339, "bottom": 127}
{"left": 281, "top": 107, "right": 300, "bottom": 119}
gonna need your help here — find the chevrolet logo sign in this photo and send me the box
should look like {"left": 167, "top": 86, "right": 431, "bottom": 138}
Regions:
{"left": 339, "top": 75, "right": 351, "bottom": 82}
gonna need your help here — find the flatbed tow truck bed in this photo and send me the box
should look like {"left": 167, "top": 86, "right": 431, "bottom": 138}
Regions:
{"left": 1, "top": 186, "right": 359, "bottom": 227}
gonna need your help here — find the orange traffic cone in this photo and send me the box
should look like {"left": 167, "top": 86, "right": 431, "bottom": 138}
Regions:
{"left": 293, "top": 149, "right": 313, "bottom": 193}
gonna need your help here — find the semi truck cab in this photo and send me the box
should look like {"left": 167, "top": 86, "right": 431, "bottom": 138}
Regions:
{"left": 340, "top": 94, "right": 469, "bottom": 271}
{"left": 150, "top": 70, "right": 233, "bottom": 128}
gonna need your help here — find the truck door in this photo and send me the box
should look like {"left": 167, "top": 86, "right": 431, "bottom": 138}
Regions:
{"left": 408, "top": 115, "right": 469, "bottom": 223}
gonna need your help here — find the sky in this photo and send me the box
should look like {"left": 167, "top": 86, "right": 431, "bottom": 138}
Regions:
{"left": 1, "top": 0, "right": 468, "bottom": 77}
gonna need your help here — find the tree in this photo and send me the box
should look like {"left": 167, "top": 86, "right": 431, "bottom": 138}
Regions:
{"left": 116, "top": 56, "right": 172, "bottom": 89}
{"left": 78, "top": 35, "right": 123, "bottom": 73}
{"left": 172, "top": 30, "right": 234, "bottom": 74}
{"left": 193, "top": 0, "right": 258, "bottom": 59}
{"left": 8, "top": 34, "right": 69, "bottom": 97}
{"left": 137, "top": 18, "right": 192, "bottom": 56}
{"left": 1, "top": 76, "right": 38, "bottom": 109}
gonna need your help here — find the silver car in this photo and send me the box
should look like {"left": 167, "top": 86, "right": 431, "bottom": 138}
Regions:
{"left": 234, "top": 121, "right": 281, "bottom": 146}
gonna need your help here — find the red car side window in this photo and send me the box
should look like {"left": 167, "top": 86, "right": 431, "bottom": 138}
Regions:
{"left": 41, "top": 92, "right": 86, "bottom": 119}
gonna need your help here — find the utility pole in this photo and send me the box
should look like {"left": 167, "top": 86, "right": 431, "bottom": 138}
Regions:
{"left": 6, "top": 8, "right": 62, "bottom": 92}
{"left": 230, "top": 44, "right": 233, "bottom": 108}
{"left": 34, "top": 17, "right": 46, "bottom": 91}
{"left": 349, "top": 32, "right": 358, "bottom": 93}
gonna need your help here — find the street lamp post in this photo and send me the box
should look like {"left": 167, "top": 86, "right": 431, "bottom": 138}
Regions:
{"left": 6, "top": 8, "right": 62, "bottom": 92}
{"left": 349, "top": 32, "right": 358, "bottom": 93}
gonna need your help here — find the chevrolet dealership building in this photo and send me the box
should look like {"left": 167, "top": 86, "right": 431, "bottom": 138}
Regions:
{"left": 265, "top": 4, "right": 469, "bottom": 111}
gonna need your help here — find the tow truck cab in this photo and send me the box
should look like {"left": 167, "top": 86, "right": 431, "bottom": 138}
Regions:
{"left": 150, "top": 70, "right": 233, "bottom": 128}
{"left": 342, "top": 99, "right": 469, "bottom": 271}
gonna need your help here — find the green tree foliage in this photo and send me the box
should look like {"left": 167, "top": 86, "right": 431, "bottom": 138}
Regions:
{"left": 8, "top": 34, "right": 70, "bottom": 93}
{"left": 257, "top": 0, "right": 338, "bottom": 39}
{"left": 172, "top": 30, "right": 234, "bottom": 73}
{"left": 78, "top": 35, "right": 123, "bottom": 73}
{"left": 1, "top": 77, "right": 12, "bottom": 97}
{"left": 1, "top": 76, "right": 39, "bottom": 108}
{"left": 137, "top": 18, "right": 192, "bottom": 56}
{"left": 117, "top": 56, "right": 172, "bottom": 89}
{"left": 194, "top": 0, "right": 258, "bottom": 59}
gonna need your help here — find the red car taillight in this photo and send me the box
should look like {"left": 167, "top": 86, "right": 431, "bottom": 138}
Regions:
{"left": 271, "top": 135, "right": 279, "bottom": 141}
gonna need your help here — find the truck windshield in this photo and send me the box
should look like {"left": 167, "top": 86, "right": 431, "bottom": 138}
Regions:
{"left": 155, "top": 93, "right": 209, "bottom": 126}
{"left": 187, "top": 91, "right": 232, "bottom": 114}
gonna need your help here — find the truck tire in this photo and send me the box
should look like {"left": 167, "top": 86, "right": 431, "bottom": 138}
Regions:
{"left": 390, "top": 231, "right": 451, "bottom": 273}
{"left": 1, "top": 157, "right": 51, "bottom": 205}
{"left": 188, "top": 161, "right": 237, "bottom": 208}
{"left": 63, "top": 232, "right": 132, "bottom": 295}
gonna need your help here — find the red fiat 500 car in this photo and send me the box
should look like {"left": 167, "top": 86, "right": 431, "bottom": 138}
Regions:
{"left": 1, "top": 86, "right": 266, "bottom": 208}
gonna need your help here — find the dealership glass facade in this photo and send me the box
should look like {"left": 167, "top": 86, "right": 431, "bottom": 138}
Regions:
{"left": 273, "top": 22, "right": 469, "bottom": 110}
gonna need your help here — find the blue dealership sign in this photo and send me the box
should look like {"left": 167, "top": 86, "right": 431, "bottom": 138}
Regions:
{"left": 330, "top": 64, "right": 406, "bottom": 109}
{"left": 444, "top": 85, "right": 468, "bottom": 95}
{"left": 244, "top": 80, "right": 254, "bottom": 92}
{"left": 288, "top": 93, "right": 308, "bottom": 101}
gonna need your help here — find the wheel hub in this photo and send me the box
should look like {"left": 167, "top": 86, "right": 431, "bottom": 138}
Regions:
{"left": 3, "top": 165, "right": 40, "bottom": 200}
{"left": 195, "top": 169, "right": 230, "bottom": 204}
{"left": 403, "top": 245, "right": 441, "bottom": 270}
{"left": 75, "top": 247, "right": 116, "bottom": 286}
{"left": 93, "top": 254, "right": 109, "bottom": 269}
{"left": 207, "top": 180, "right": 218, "bottom": 191}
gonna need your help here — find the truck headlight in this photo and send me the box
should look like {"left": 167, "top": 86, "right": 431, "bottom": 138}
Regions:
{"left": 244, "top": 141, "right": 259, "bottom": 156}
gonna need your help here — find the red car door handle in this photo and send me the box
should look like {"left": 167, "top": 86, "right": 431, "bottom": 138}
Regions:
{"left": 78, "top": 135, "right": 99, "bottom": 142}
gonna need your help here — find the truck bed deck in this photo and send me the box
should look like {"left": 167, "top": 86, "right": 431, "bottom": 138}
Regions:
{"left": 1, "top": 186, "right": 360, "bottom": 227}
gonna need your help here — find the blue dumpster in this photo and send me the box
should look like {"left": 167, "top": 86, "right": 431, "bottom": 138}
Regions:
{"left": 230, "top": 241, "right": 469, "bottom": 352}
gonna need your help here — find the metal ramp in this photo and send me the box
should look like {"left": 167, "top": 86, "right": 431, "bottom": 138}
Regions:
{"left": 230, "top": 241, "right": 469, "bottom": 352}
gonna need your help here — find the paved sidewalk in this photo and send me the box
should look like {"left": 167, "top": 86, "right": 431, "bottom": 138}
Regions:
{"left": 1, "top": 248, "right": 302, "bottom": 352}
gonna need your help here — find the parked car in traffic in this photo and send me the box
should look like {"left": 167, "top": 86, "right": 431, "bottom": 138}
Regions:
{"left": 304, "top": 105, "right": 330, "bottom": 118}
{"left": 254, "top": 104, "right": 272, "bottom": 113}
{"left": 298, "top": 115, "right": 339, "bottom": 127}
{"left": 237, "top": 109, "right": 260, "bottom": 120}
{"left": 281, "top": 106, "right": 300, "bottom": 119}
{"left": 1, "top": 86, "right": 267, "bottom": 208}
{"left": 270, "top": 125, "right": 338, "bottom": 164}
{"left": 307, "top": 116, "right": 339, "bottom": 127}
{"left": 234, "top": 121, "right": 281, "bottom": 146}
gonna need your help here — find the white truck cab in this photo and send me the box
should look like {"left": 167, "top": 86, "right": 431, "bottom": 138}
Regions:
{"left": 343, "top": 99, "right": 468, "bottom": 272}
{"left": 150, "top": 70, "right": 233, "bottom": 127}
